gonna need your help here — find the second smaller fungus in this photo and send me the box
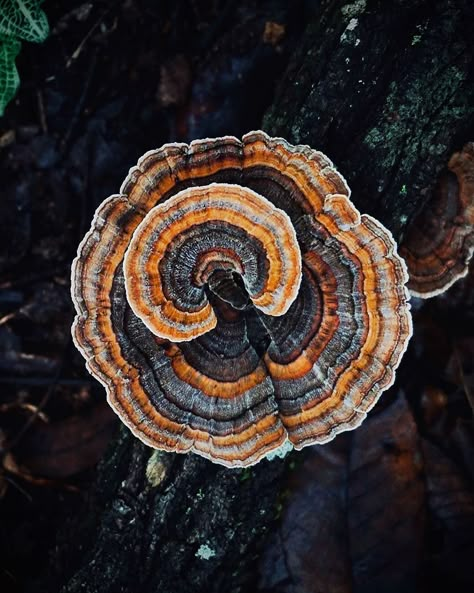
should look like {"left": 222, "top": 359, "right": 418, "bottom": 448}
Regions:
{"left": 400, "top": 142, "right": 474, "bottom": 298}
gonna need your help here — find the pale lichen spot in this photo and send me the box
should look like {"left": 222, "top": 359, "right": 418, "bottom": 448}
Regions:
{"left": 340, "top": 18, "right": 359, "bottom": 44}
{"left": 196, "top": 543, "right": 216, "bottom": 560}
{"left": 341, "top": 0, "right": 367, "bottom": 19}
{"left": 265, "top": 439, "right": 294, "bottom": 461}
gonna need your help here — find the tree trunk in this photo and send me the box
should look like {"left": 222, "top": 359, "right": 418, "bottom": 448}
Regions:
{"left": 56, "top": 1, "right": 473, "bottom": 592}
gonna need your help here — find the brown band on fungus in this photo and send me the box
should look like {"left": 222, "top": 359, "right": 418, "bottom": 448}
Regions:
{"left": 71, "top": 130, "right": 412, "bottom": 467}
{"left": 400, "top": 142, "right": 474, "bottom": 298}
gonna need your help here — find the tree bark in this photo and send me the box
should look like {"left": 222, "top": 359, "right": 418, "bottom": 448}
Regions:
{"left": 56, "top": 1, "right": 474, "bottom": 592}
{"left": 264, "top": 0, "right": 474, "bottom": 238}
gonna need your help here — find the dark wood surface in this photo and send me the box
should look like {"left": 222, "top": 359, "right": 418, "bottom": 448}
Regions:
{"left": 57, "top": 2, "right": 473, "bottom": 592}
{"left": 0, "top": 2, "right": 473, "bottom": 593}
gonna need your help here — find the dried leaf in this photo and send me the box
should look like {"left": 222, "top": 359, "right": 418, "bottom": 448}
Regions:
{"left": 259, "top": 393, "right": 425, "bottom": 593}
{"left": 15, "top": 402, "right": 117, "bottom": 478}
{"left": 421, "top": 438, "right": 474, "bottom": 587}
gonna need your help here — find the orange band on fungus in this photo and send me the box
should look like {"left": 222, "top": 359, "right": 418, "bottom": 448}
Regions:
{"left": 71, "top": 131, "right": 412, "bottom": 467}
{"left": 123, "top": 183, "right": 302, "bottom": 342}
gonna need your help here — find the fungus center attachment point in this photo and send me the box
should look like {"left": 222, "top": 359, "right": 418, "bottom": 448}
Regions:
{"left": 205, "top": 270, "right": 250, "bottom": 311}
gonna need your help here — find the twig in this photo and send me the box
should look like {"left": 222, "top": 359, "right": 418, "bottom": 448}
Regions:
{"left": 453, "top": 345, "right": 474, "bottom": 415}
{"left": 0, "top": 402, "right": 49, "bottom": 422}
{"left": 60, "top": 52, "right": 98, "bottom": 154}
{"left": 65, "top": 9, "right": 110, "bottom": 68}
{"left": 4, "top": 475, "right": 33, "bottom": 502}
{"left": 0, "top": 265, "right": 70, "bottom": 290}
{"left": 0, "top": 377, "right": 93, "bottom": 387}
{"left": 36, "top": 89, "right": 48, "bottom": 133}
{"left": 2, "top": 338, "right": 73, "bottom": 454}
{"left": 0, "top": 311, "right": 17, "bottom": 326}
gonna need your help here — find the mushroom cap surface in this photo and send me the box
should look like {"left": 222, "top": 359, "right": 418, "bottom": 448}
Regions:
{"left": 71, "top": 131, "right": 412, "bottom": 467}
{"left": 400, "top": 142, "right": 474, "bottom": 298}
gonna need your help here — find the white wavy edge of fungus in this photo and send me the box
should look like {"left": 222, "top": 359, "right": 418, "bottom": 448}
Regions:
{"left": 70, "top": 130, "right": 413, "bottom": 469}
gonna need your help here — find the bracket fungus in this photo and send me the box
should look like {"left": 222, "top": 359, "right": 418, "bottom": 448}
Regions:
{"left": 400, "top": 142, "right": 474, "bottom": 298}
{"left": 71, "top": 131, "right": 412, "bottom": 467}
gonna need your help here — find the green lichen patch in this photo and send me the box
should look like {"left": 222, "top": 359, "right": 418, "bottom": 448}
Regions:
{"left": 195, "top": 543, "right": 216, "bottom": 560}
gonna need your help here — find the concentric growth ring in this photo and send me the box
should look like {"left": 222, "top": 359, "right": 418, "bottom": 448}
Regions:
{"left": 123, "top": 183, "right": 302, "bottom": 342}
{"left": 71, "top": 131, "right": 412, "bottom": 467}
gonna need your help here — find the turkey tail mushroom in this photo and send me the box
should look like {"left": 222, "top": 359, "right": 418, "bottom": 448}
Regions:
{"left": 71, "top": 131, "right": 412, "bottom": 467}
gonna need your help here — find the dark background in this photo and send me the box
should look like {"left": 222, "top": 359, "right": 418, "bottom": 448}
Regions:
{"left": 0, "top": 1, "right": 473, "bottom": 592}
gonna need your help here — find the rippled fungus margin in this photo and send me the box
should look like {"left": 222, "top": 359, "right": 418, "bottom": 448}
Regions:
{"left": 71, "top": 131, "right": 412, "bottom": 467}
